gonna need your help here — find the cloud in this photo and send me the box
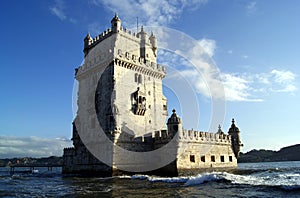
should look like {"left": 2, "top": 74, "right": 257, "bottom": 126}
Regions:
{"left": 0, "top": 136, "right": 72, "bottom": 158}
{"left": 159, "top": 40, "right": 297, "bottom": 102}
{"left": 246, "top": 1, "right": 257, "bottom": 14}
{"left": 270, "top": 69, "right": 297, "bottom": 92}
{"left": 93, "top": 0, "right": 208, "bottom": 26}
{"left": 49, "top": 0, "right": 76, "bottom": 23}
{"left": 221, "top": 73, "right": 263, "bottom": 102}
{"left": 50, "top": 0, "right": 66, "bottom": 20}
{"left": 197, "top": 39, "right": 216, "bottom": 58}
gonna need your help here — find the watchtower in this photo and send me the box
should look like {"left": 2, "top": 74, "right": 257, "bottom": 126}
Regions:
{"left": 76, "top": 13, "right": 168, "bottom": 140}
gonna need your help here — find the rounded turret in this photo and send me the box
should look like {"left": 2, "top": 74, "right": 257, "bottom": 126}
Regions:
{"left": 149, "top": 32, "right": 157, "bottom": 57}
{"left": 167, "top": 109, "right": 181, "bottom": 124}
{"left": 228, "top": 118, "right": 243, "bottom": 158}
{"left": 111, "top": 13, "right": 121, "bottom": 32}
{"left": 167, "top": 109, "right": 182, "bottom": 137}
{"left": 83, "top": 33, "right": 93, "bottom": 56}
{"left": 138, "top": 26, "right": 149, "bottom": 41}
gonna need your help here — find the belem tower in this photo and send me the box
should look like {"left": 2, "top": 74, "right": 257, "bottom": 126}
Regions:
{"left": 63, "top": 14, "right": 243, "bottom": 176}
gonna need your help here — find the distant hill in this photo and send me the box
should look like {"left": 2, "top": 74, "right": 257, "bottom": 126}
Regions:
{"left": 0, "top": 156, "right": 62, "bottom": 167}
{"left": 238, "top": 144, "right": 300, "bottom": 163}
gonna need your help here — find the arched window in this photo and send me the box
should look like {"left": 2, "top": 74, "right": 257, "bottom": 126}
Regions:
{"left": 134, "top": 73, "right": 138, "bottom": 82}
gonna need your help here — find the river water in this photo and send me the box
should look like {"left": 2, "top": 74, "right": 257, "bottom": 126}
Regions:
{"left": 0, "top": 161, "right": 300, "bottom": 197}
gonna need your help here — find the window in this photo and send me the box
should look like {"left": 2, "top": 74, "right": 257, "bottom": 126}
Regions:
{"left": 190, "top": 155, "right": 195, "bottom": 163}
{"left": 118, "top": 49, "right": 122, "bottom": 56}
{"left": 220, "top": 156, "right": 225, "bottom": 162}
{"left": 134, "top": 73, "right": 138, "bottom": 82}
{"left": 132, "top": 55, "right": 136, "bottom": 61}
{"left": 211, "top": 155, "right": 215, "bottom": 162}
{"left": 163, "top": 105, "right": 167, "bottom": 110}
{"left": 148, "top": 91, "right": 151, "bottom": 95}
{"left": 200, "top": 155, "right": 205, "bottom": 162}
{"left": 148, "top": 105, "right": 151, "bottom": 109}
{"left": 138, "top": 74, "right": 142, "bottom": 84}
{"left": 229, "top": 156, "right": 233, "bottom": 162}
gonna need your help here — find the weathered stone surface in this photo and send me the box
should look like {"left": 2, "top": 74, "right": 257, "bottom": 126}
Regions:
{"left": 63, "top": 14, "right": 243, "bottom": 176}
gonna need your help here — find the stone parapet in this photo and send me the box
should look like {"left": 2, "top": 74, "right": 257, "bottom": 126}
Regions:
{"left": 179, "top": 129, "right": 231, "bottom": 144}
{"left": 114, "top": 58, "right": 166, "bottom": 79}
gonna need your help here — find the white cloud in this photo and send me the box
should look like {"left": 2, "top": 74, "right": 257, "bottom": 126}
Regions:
{"left": 159, "top": 45, "right": 297, "bottom": 102}
{"left": 50, "top": 0, "right": 66, "bottom": 20}
{"left": 270, "top": 69, "right": 297, "bottom": 92}
{"left": 0, "top": 136, "right": 72, "bottom": 158}
{"left": 246, "top": 1, "right": 257, "bottom": 14}
{"left": 49, "top": 0, "right": 76, "bottom": 23}
{"left": 93, "top": 0, "right": 208, "bottom": 26}
{"left": 221, "top": 73, "right": 263, "bottom": 102}
{"left": 198, "top": 39, "right": 216, "bottom": 58}
{"left": 271, "top": 69, "right": 296, "bottom": 84}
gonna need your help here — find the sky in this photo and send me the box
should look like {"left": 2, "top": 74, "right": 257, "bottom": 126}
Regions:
{"left": 0, "top": 0, "right": 299, "bottom": 158}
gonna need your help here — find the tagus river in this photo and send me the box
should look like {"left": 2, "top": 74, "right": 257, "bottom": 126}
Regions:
{"left": 0, "top": 161, "right": 300, "bottom": 197}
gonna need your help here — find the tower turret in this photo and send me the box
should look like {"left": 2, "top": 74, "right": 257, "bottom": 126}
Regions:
{"left": 83, "top": 33, "right": 93, "bottom": 56}
{"left": 149, "top": 32, "right": 157, "bottom": 57}
{"left": 167, "top": 109, "right": 182, "bottom": 137}
{"left": 216, "top": 124, "right": 224, "bottom": 135}
{"left": 111, "top": 13, "right": 121, "bottom": 32}
{"left": 228, "top": 118, "right": 243, "bottom": 158}
{"left": 137, "top": 26, "right": 149, "bottom": 59}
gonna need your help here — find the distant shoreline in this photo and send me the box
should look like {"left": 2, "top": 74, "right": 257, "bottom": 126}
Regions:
{"left": 238, "top": 144, "right": 300, "bottom": 163}
{"left": 1, "top": 144, "right": 299, "bottom": 166}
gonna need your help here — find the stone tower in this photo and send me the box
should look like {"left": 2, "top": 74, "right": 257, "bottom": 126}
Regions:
{"left": 75, "top": 13, "right": 168, "bottom": 149}
{"left": 63, "top": 14, "right": 243, "bottom": 176}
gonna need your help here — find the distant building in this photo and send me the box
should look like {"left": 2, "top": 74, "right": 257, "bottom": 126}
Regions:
{"left": 63, "top": 14, "right": 243, "bottom": 176}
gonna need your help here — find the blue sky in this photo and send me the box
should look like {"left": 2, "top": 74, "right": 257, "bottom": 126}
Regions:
{"left": 0, "top": 0, "right": 299, "bottom": 158}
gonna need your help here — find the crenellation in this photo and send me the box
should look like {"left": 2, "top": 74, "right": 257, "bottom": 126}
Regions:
{"left": 178, "top": 128, "right": 232, "bottom": 145}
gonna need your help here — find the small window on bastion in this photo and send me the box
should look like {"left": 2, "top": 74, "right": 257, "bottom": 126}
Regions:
{"left": 229, "top": 156, "right": 233, "bottom": 162}
{"left": 200, "top": 155, "right": 205, "bottom": 162}
{"left": 211, "top": 155, "right": 215, "bottom": 162}
{"left": 220, "top": 155, "right": 225, "bottom": 162}
{"left": 190, "top": 155, "right": 195, "bottom": 163}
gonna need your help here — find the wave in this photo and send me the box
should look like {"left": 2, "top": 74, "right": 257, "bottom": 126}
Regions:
{"left": 131, "top": 171, "right": 300, "bottom": 190}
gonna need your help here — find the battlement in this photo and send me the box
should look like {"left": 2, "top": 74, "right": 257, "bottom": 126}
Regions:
{"left": 179, "top": 129, "right": 231, "bottom": 144}
{"left": 86, "top": 27, "right": 142, "bottom": 47}
{"left": 63, "top": 147, "right": 75, "bottom": 156}
{"left": 84, "top": 28, "right": 113, "bottom": 53}
{"left": 84, "top": 24, "right": 157, "bottom": 57}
